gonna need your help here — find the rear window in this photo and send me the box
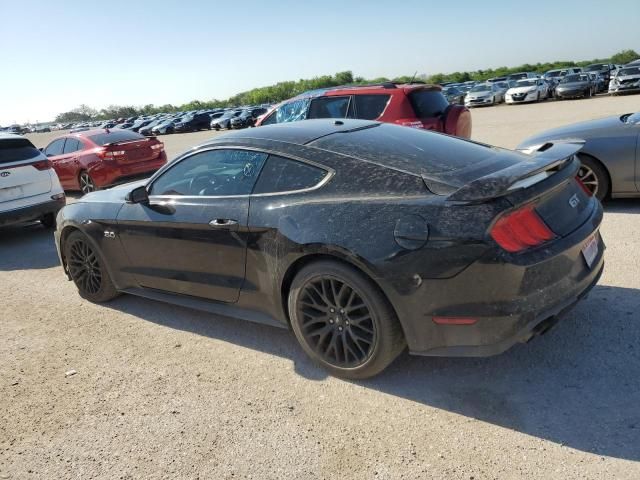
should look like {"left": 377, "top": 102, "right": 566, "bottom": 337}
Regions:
{"left": 89, "top": 130, "right": 145, "bottom": 146}
{"left": 253, "top": 155, "right": 328, "bottom": 194}
{"left": 354, "top": 95, "right": 390, "bottom": 120}
{"left": 0, "top": 138, "right": 41, "bottom": 164}
{"left": 408, "top": 90, "right": 449, "bottom": 118}
{"left": 310, "top": 123, "right": 494, "bottom": 176}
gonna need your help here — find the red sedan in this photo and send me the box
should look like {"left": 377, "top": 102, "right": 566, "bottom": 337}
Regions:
{"left": 42, "top": 129, "right": 167, "bottom": 194}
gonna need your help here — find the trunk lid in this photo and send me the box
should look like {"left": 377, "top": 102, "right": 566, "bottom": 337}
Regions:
{"left": 105, "top": 137, "right": 163, "bottom": 164}
{"left": 435, "top": 141, "right": 594, "bottom": 241}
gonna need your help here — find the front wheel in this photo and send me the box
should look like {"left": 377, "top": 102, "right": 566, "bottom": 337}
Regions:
{"left": 577, "top": 155, "right": 609, "bottom": 201}
{"left": 63, "top": 230, "right": 119, "bottom": 302}
{"left": 288, "top": 261, "right": 405, "bottom": 379}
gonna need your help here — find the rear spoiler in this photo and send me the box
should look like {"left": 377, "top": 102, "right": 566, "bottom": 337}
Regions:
{"left": 442, "top": 141, "right": 584, "bottom": 203}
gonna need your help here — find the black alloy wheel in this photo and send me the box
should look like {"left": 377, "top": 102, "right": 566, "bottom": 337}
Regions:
{"left": 64, "top": 231, "right": 119, "bottom": 302}
{"left": 67, "top": 236, "right": 103, "bottom": 295}
{"left": 289, "top": 261, "right": 405, "bottom": 379}
{"left": 296, "top": 276, "right": 376, "bottom": 368}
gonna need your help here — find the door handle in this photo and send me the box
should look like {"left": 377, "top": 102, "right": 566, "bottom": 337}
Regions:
{"left": 209, "top": 218, "right": 238, "bottom": 229}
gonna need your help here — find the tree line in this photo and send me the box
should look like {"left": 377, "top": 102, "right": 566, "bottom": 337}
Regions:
{"left": 55, "top": 49, "right": 638, "bottom": 123}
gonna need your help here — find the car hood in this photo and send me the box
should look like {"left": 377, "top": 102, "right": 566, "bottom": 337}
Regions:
{"left": 79, "top": 180, "right": 148, "bottom": 204}
{"left": 517, "top": 115, "right": 623, "bottom": 149}
{"left": 467, "top": 90, "right": 492, "bottom": 97}
{"left": 507, "top": 86, "right": 536, "bottom": 94}
{"left": 557, "top": 81, "right": 589, "bottom": 89}
{"left": 615, "top": 74, "right": 640, "bottom": 81}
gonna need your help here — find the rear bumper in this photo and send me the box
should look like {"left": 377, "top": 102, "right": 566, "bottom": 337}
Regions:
{"left": 0, "top": 197, "right": 65, "bottom": 227}
{"left": 390, "top": 200, "right": 604, "bottom": 356}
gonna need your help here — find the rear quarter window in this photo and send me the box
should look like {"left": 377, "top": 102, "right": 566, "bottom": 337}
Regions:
{"left": 89, "top": 130, "right": 145, "bottom": 146}
{"left": 308, "top": 96, "right": 351, "bottom": 119}
{"left": 0, "top": 138, "right": 42, "bottom": 164}
{"left": 354, "top": 94, "right": 390, "bottom": 120}
{"left": 408, "top": 90, "right": 449, "bottom": 119}
{"left": 253, "top": 155, "right": 328, "bottom": 194}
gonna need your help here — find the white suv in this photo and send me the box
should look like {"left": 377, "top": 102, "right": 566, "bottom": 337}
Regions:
{"left": 0, "top": 133, "right": 65, "bottom": 228}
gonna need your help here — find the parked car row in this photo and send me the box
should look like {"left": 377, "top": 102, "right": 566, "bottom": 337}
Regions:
{"left": 436, "top": 61, "right": 639, "bottom": 108}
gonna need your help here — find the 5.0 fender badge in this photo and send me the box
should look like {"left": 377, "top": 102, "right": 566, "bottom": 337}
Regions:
{"left": 104, "top": 231, "right": 116, "bottom": 238}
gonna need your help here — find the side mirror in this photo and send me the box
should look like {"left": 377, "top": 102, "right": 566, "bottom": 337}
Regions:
{"left": 125, "top": 185, "right": 149, "bottom": 204}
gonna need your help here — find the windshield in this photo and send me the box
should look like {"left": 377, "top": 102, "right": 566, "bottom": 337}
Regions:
{"left": 585, "top": 64, "right": 606, "bottom": 71}
{"left": 516, "top": 80, "right": 536, "bottom": 87}
{"left": 545, "top": 70, "right": 563, "bottom": 77}
{"left": 561, "top": 74, "right": 584, "bottom": 83}
{"left": 619, "top": 67, "right": 640, "bottom": 76}
{"left": 470, "top": 84, "right": 491, "bottom": 92}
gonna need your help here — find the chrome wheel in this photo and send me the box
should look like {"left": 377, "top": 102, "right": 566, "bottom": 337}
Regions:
{"left": 80, "top": 172, "right": 96, "bottom": 194}
{"left": 578, "top": 164, "right": 599, "bottom": 197}
{"left": 68, "top": 238, "right": 102, "bottom": 295}
{"left": 296, "top": 276, "right": 376, "bottom": 368}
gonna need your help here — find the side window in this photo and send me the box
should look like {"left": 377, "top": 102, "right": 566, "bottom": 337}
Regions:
{"left": 353, "top": 95, "right": 390, "bottom": 120}
{"left": 63, "top": 138, "right": 79, "bottom": 154}
{"left": 260, "top": 111, "right": 278, "bottom": 125}
{"left": 149, "top": 149, "right": 267, "bottom": 197}
{"left": 307, "top": 96, "right": 350, "bottom": 119}
{"left": 76, "top": 140, "right": 85, "bottom": 151}
{"left": 44, "top": 138, "right": 65, "bottom": 157}
{"left": 253, "top": 155, "right": 328, "bottom": 194}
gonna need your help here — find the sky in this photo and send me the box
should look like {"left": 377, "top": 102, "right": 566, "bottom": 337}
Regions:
{"left": 1, "top": 0, "right": 638, "bottom": 125}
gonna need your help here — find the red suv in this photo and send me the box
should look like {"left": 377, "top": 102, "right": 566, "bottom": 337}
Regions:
{"left": 42, "top": 129, "right": 167, "bottom": 194}
{"left": 255, "top": 82, "right": 471, "bottom": 138}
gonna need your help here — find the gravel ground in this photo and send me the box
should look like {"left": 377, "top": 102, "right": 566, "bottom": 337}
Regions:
{"left": 2, "top": 95, "right": 640, "bottom": 479}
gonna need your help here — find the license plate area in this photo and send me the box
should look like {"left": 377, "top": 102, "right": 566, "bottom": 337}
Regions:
{"left": 581, "top": 234, "right": 598, "bottom": 269}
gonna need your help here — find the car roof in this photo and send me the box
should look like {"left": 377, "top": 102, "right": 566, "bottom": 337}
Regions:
{"left": 0, "top": 133, "right": 26, "bottom": 141}
{"left": 202, "top": 119, "right": 380, "bottom": 147}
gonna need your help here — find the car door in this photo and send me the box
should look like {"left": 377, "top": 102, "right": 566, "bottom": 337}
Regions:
{"left": 43, "top": 138, "right": 69, "bottom": 187}
{"left": 115, "top": 148, "right": 268, "bottom": 303}
{"left": 55, "top": 138, "right": 81, "bottom": 186}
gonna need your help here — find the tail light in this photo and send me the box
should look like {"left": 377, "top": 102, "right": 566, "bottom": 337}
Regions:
{"left": 32, "top": 160, "right": 52, "bottom": 170}
{"left": 97, "top": 149, "right": 125, "bottom": 160}
{"left": 151, "top": 143, "right": 164, "bottom": 151}
{"left": 490, "top": 204, "right": 555, "bottom": 253}
{"left": 575, "top": 176, "right": 593, "bottom": 197}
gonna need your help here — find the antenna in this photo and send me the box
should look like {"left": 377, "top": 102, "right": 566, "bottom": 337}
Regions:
{"left": 409, "top": 71, "right": 418, "bottom": 84}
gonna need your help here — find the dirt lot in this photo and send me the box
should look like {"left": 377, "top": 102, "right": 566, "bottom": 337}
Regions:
{"left": 2, "top": 96, "right": 640, "bottom": 479}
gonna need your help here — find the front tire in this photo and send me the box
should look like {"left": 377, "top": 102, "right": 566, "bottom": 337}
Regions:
{"left": 64, "top": 231, "right": 119, "bottom": 302}
{"left": 288, "top": 260, "right": 405, "bottom": 379}
{"left": 578, "top": 155, "right": 609, "bottom": 201}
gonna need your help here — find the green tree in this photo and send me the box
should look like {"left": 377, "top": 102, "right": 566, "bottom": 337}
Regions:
{"left": 611, "top": 49, "right": 639, "bottom": 65}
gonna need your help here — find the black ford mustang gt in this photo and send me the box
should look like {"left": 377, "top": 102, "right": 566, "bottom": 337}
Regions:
{"left": 55, "top": 119, "right": 605, "bottom": 378}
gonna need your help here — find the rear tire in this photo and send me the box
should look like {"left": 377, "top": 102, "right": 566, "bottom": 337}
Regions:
{"left": 288, "top": 260, "right": 406, "bottom": 379}
{"left": 79, "top": 171, "right": 97, "bottom": 195}
{"left": 64, "top": 230, "right": 119, "bottom": 303}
